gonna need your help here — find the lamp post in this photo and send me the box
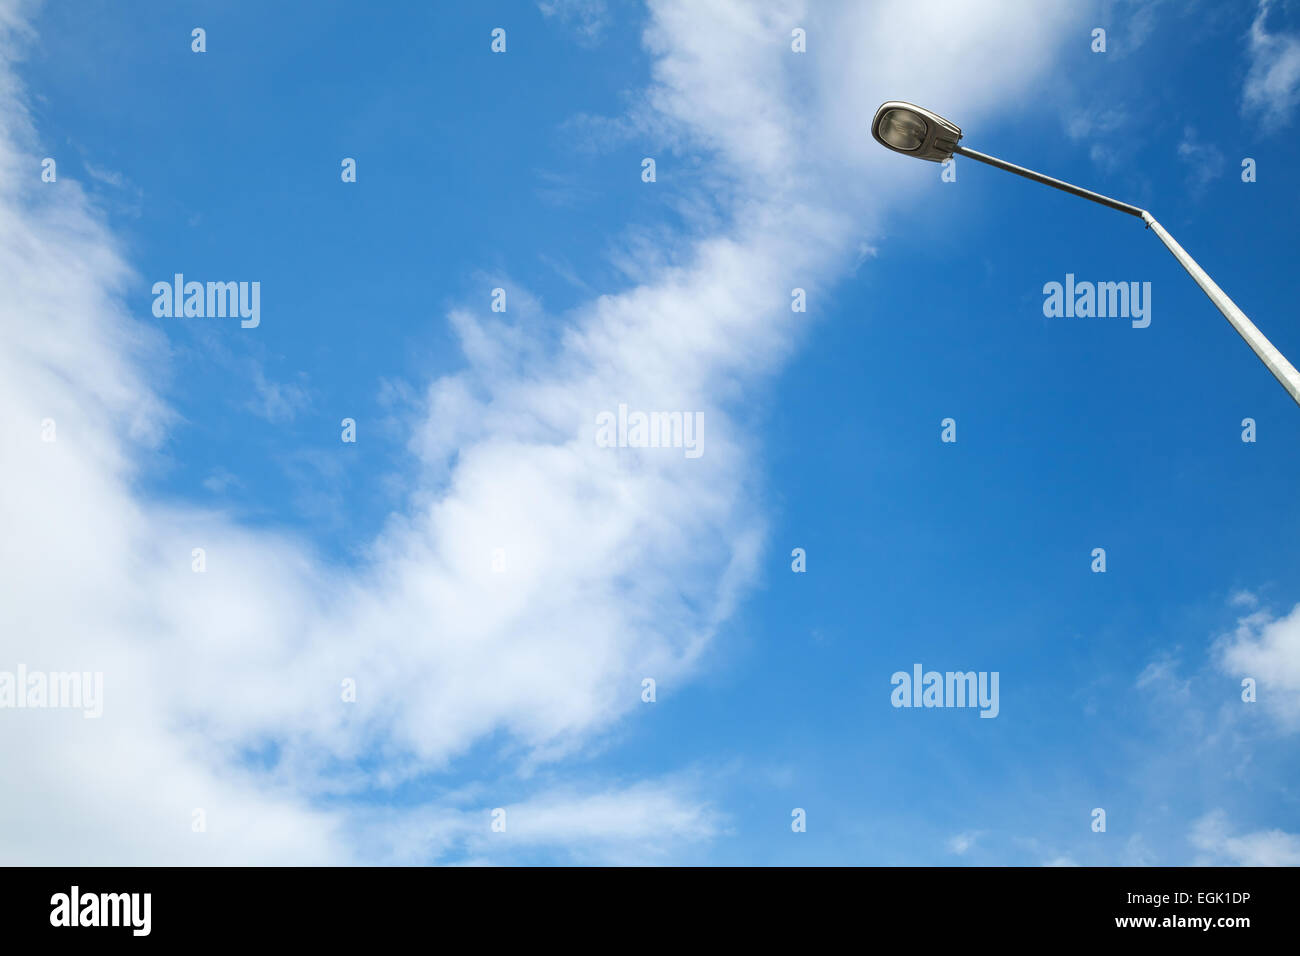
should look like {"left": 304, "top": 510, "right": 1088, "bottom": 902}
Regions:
{"left": 871, "top": 101, "right": 1300, "bottom": 407}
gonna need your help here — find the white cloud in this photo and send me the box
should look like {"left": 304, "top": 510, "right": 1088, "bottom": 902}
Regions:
{"left": 81, "top": 161, "right": 126, "bottom": 188}
{"left": 1243, "top": 0, "right": 1300, "bottom": 130}
{"left": 246, "top": 366, "right": 311, "bottom": 423}
{"left": 1122, "top": 834, "right": 1157, "bottom": 866}
{"left": 539, "top": 0, "right": 611, "bottom": 46}
{"left": 1065, "top": 107, "right": 1128, "bottom": 142}
{"left": 1136, "top": 655, "right": 1193, "bottom": 704}
{"left": 1216, "top": 602, "right": 1300, "bottom": 731}
{"left": 354, "top": 776, "right": 722, "bottom": 866}
{"left": 947, "top": 830, "right": 983, "bottom": 855}
{"left": 1176, "top": 126, "right": 1225, "bottom": 193}
{"left": 1063, "top": 105, "right": 1131, "bottom": 174}
{"left": 1230, "top": 589, "right": 1259, "bottom": 608}
{"left": 1190, "top": 810, "right": 1300, "bottom": 866}
{"left": 0, "top": 0, "right": 1085, "bottom": 862}
{"left": 201, "top": 468, "right": 242, "bottom": 494}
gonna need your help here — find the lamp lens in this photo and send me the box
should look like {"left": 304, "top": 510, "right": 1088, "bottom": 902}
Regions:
{"left": 879, "top": 109, "right": 927, "bottom": 150}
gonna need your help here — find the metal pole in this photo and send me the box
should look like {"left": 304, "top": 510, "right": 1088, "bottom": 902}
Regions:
{"left": 954, "top": 146, "right": 1145, "bottom": 218}
{"left": 1141, "top": 212, "right": 1300, "bottom": 406}
{"left": 954, "top": 144, "right": 1300, "bottom": 407}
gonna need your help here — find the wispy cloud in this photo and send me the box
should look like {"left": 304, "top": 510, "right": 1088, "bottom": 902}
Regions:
{"left": 354, "top": 776, "right": 723, "bottom": 865}
{"left": 1190, "top": 809, "right": 1300, "bottom": 865}
{"left": 1243, "top": 0, "right": 1300, "bottom": 130}
{"left": 947, "top": 830, "right": 984, "bottom": 855}
{"left": 202, "top": 468, "right": 243, "bottom": 495}
{"left": 1065, "top": 106, "right": 1132, "bottom": 172}
{"left": 81, "top": 160, "right": 126, "bottom": 188}
{"left": 1216, "top": 601, "right": 1300, "bottom": 731}
{"left": 1176, "top": 127, "right": 1225, "bottom": 196}
{"left": 245, "top": 365, "right": 311, "bottom": 424}
{"left": 0, "top": 0, "right": 1086, "bottom": 863}
{"left": 1230, "top": 589, "right": 1259, "bottom": 608}
{"left": 539, "top": 0, "right": 611, "bottom": 47}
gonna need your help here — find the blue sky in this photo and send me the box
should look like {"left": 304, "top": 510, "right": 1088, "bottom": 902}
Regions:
{"left": 3, "top": 0, "right": 1300, "bottom": 865}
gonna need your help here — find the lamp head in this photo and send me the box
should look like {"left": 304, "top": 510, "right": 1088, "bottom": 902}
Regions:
{"left": 871, "top": 101, "right": 962, "bottom": 162}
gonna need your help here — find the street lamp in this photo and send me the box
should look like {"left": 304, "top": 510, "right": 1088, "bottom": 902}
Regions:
{"left": 871, "top": 101, "right": 1300, "bottom": 407}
